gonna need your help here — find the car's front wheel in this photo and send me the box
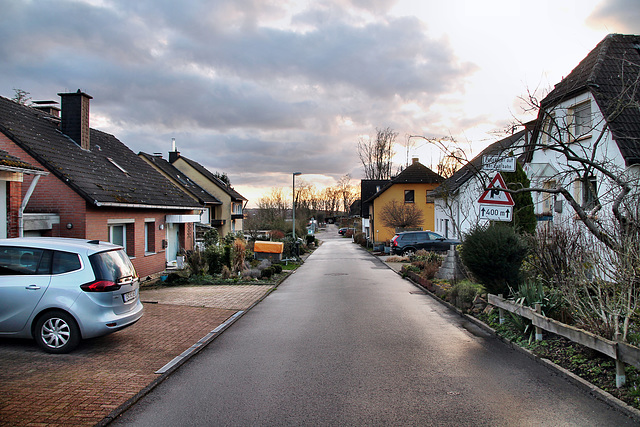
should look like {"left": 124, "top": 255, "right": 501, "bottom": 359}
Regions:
{"left": 34, "top": 311, "right": 80, "bottom": 354}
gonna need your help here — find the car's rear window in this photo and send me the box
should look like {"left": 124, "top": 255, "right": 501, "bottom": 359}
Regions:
{"left": 89, "top": 249, "right": 137, "bottom": 282}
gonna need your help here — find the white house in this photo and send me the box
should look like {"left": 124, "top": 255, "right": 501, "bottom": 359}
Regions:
{"left": 523, "top": 34, "right": 640, "bottom": 236}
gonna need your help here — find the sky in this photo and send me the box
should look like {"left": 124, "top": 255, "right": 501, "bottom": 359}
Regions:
{"left": 1, "top": 0, "right": 639, "bottom": 206}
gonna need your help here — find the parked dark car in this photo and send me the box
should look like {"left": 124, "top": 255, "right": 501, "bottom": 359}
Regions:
{"left": 390, "top": 231, "right": 459, "bottom": 255}
{"left": 338, "top": 227, "right": 348, "bottom": 235}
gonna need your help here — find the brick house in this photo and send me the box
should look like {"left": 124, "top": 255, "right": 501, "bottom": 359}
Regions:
{"left": 0, "top": 91, "right": 202, "bottom": 277}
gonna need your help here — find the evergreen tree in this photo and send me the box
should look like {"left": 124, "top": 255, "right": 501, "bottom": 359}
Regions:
{"left": 502, "top": 161, "right": 537, "bottom": 234}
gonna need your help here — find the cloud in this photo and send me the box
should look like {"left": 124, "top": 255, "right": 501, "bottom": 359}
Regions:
{"left": 587, "top": 0, "right": 640, "bottom": 33}
{"left": 0, "top": 0, "right": 478, "bottom": 203}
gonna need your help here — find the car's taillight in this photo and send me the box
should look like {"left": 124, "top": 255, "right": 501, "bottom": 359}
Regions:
{"left": 81, "top": 280, "right": 122, "bottom": 292}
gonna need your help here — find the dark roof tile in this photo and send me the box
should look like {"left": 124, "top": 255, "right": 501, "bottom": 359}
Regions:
{"left": 0, "top": 96, "right": 199, "bottom": 208}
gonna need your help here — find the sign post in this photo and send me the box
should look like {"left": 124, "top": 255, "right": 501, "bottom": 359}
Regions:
{"left": 478, "top": 173, "right": 514, "bottom": 222}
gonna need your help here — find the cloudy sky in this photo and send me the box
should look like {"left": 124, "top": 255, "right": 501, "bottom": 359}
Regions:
{"left": 1, "top": 0, "right": 639, "bottom": 205}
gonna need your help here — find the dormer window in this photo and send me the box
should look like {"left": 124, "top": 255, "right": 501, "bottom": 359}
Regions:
{"left": 107, "top": 157, "right": 129, "bottom": 175}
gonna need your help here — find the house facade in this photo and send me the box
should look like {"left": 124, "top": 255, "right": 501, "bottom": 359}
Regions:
{"left": 359, "top": 179, "right": 390, "bottom": 241}
{"left": 524, "top": 34, "right": 640, "bottom": 231}
{"left": 168, "top": 147, "right": 247, "bottom": 237}
{"left": 367, "top": 159, "right": 442, "bottom": 245}
{"left": 0, "top": 91, "right": 202, "bottom": 277}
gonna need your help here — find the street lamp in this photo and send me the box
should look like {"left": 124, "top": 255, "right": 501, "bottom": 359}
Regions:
{"left": 292, "top": 172, "right": 302, "bottom": 241}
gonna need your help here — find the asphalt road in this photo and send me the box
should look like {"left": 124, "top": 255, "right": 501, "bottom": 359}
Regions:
{"left": 112, "top": 227, "right": 636, "bottom": 426}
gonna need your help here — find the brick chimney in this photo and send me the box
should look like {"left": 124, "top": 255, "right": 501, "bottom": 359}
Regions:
{"left": 412, "top": 157, "right": 419, "bottom": 165}
{"left": 58, "top": 90, "right": 92, "bottom": 150}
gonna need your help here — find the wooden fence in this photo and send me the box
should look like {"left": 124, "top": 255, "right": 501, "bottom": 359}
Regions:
{"left": 488, "top": 293, "right": 640, "bottom": 388}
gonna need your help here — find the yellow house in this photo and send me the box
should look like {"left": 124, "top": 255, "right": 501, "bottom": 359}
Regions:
{"left": 367, "top": 159, "right": 443, "bottom": 244}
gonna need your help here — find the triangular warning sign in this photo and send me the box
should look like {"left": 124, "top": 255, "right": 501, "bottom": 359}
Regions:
{"left": 478, "top": 173, "right": 515, "bottom": 206}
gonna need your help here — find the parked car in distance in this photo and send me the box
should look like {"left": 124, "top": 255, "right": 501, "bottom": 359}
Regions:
{"left": 338, "top": 227, "right": 348, "bottom": 235}
{"left": 0, "top": 237, "right": 143, "bottom": 353}
{"left": 390, "top": 231, "right": 460, "bottom": 256}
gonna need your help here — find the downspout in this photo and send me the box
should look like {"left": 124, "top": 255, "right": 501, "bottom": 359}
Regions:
{"left": 19, "top": 174, "right": 43, "bottom": 237}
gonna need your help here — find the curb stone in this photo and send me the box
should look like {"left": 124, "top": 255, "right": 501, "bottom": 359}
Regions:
{"left": 365, "top": 246, "right": 640, "bottom": 424}
{"left": 98, "top": 263, "right": 303, "bottom": 426}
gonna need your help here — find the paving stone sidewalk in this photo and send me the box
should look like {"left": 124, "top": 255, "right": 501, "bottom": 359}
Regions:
{"left": 0, "top": 284, "right": 274, "bottom": 427}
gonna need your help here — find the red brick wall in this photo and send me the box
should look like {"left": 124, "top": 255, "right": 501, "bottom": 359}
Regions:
{"left": 7, "top": 180, "right": 22, "bottom": 238}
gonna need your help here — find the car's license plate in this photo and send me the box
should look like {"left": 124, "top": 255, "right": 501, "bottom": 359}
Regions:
{"left": 123, "top": 289, "right": 137, "bottom": 303}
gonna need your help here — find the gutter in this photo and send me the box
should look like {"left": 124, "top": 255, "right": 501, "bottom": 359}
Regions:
{"left": 92, "top": 200, "right": 202, "bottom": 211}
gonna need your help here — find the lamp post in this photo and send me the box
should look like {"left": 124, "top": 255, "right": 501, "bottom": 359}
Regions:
{"left": 292, "top": 172, "right": 302, "bottom": 241}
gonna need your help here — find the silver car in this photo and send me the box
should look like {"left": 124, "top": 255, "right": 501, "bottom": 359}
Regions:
{"left": 0, "top": 237, "right": 143, "bottom": 353}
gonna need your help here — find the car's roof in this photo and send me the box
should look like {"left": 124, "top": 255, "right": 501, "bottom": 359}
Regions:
{"left": 0, "top": 237, "right": 122, "bottom": 254}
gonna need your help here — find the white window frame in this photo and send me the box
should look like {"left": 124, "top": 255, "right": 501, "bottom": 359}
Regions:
{"left": 144, "top": 220, "right": 156, "bottom": 254}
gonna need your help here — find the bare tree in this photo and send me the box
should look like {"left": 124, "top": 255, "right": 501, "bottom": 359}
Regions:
{"left": 12, "top": 88, "right": 31, "bottom": 105}
{"left": 357, "top": 127, "right": 397, "bottom": 179}
{"left": 337, "top": 174, "right": 359, "bottom": 214}
{"left": 379, "top": 200, "right": 424, "bottom": 230}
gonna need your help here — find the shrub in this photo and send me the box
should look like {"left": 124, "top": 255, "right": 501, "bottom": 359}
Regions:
{"left": 270, "top": 230, "right": 285, "bottom": 240}
{"left": 305, "top": 234, "right": 315, "bottom": 246}
{"left": 353, "top": 232, "right": 367, "bottom": 247}
{"left": 410, "top": 250, "right": 442, "bottom": 264}
{"left": 414, "top": 261, "right": 441, "bottom": 281}
{"left": 221, "top": 265, "right": 232, "bottom": 280}
{"left": 204, "top": 246, "right": 223, "bottom": 275}
{"left": 261, "top": 267, "right": 274, "bottom": 279}
{"left": 185, "top": 250, "right": 208, "bottom": 276}
{"left": 460, "top": 223, "right": 528, "bottom": 296}
{"left": 272, "top": 264, "right": 283, "bottom": 274}
{"left": 450, "top": 280, "right": 485, "bottom": 309}
{"left": 232, "top": 239, "right": 246, "bottom": 273}
{"left": 203, "top": 229, "right": 220, "bottom": 248}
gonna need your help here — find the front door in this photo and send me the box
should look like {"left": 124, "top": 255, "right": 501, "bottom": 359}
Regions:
{"left": 166, "top": 223, "right": 179, "bottom": 265}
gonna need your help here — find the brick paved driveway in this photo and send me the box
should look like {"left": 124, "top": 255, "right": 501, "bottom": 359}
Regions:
{"left": 0, "top": 284, "right": 273, "bottom": 427}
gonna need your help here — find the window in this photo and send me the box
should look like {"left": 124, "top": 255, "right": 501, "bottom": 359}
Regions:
{"left": 0, "top": 247, "right": 50, "bottom": 275}
{"left": 542, "top": 180, "right": 556, "bottom": 214}
{"left": 570, "top": 101, "right": 592, "bottom": 139}
{"left": 582, "top": 177, "right": 598, "bottom": 210}
{"left": 51, "top": 251, "right": 81, "bottom": 275}
{"left": 232, "top": 203, "right": 243, "bottom": 215}
{"left": 145, "top": 221, "right": 155, "bottom": 254}
{"left": 404, "top": 190, "right": 415, "bottom": 203}
{"left": 541, "top": 112, "right": 558, "bottom": 145}
{"left": 108, "top": 220, "right": 135, "bottom": 256}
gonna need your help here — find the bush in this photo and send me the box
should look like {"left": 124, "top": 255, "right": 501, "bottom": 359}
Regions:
{"left": 185, "top": 250, "right": 207, "bottom": 276}
{"left": 260, "top": 267, "right": 274, "bottom": 279}
{"left": 305, "top": 234, "right": 315, "bottom": 246}
{"left": 353, "top": 232, "right": 367, "bottom": 247}
{"left": 410, "top": 250, "right": 442, "bottom": 264}
{"left": 270, "top": 230, "right": 285, "bottom": 240}
{"left": 460, "top": 223, "right": 528, "bottom": 296}
{"left": 232, "top": 239, "right": 246, "bottom": 273}
{"left": 450, "top": 280, "right": 485, "bottom": 309}
{"left": 221, "top": 265, "right": 232, "bottom": 280}
{"left": 272, "top": 264, "right": 283, "bottom": 274}
{"left": 204, "top": 246, "right": 223, "bottom": 275}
